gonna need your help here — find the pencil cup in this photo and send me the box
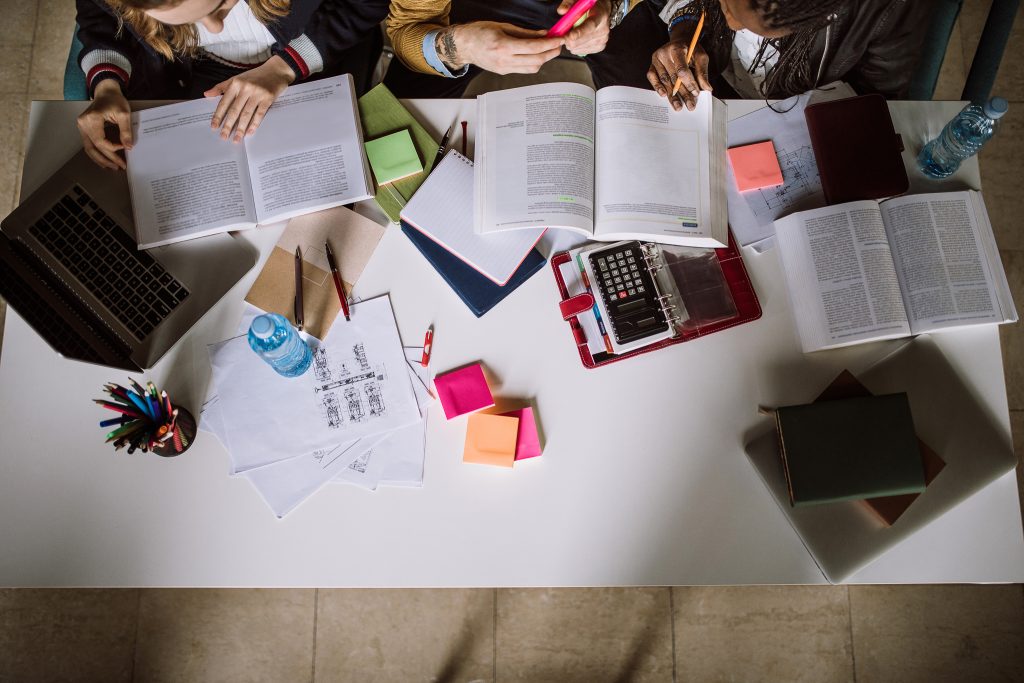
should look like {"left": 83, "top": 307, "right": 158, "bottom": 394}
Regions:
{"left": 94, "top": 380, "right": 197, "bottom": 457}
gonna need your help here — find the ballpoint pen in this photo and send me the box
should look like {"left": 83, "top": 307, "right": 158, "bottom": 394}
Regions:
{"left": 324, "top": 241, "right": 351, "bottom": 321}
{"left": 294, "top": 246, "right": 304, "bottom": 331}
{"left": 431, "top": 124, "right": 453, "bottom": 174}
{"left": 421, "top": 326, "right": 433, "bottom": 367}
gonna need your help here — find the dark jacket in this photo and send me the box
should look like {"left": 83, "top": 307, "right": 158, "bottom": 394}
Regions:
{"left": 76, "top": 0, "right": 389, "bottom": 98}
{"left": 698, "top": 0, "right": 929, "bottom": 99}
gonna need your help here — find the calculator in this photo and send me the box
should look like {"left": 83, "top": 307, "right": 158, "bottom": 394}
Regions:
{"left": 587, "top": 242, "right": 670, "bottom": 345}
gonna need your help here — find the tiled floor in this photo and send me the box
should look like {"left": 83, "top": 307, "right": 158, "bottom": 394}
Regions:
{"left": 1, "top": 1, "right": 1023, "bottom": 681}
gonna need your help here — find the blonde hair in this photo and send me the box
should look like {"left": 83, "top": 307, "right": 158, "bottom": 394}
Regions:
{"left": 105, "top": 0, "right": 291, "bottom": 60}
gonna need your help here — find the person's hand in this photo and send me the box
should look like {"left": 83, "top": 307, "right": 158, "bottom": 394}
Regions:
{"left": 437, "top": 22, "right": 564, "bottom": 74}
{"left": 204, "top": 55, "right": 296, "bottom": 142}
{"left": 76, "top": 79, "right": 132, "bottom": 170}
{"left": 647, "top": 30, "right": 712, "bottom": 111}
{"left": 557, "top": 0, "right": 612, "bottom": 56}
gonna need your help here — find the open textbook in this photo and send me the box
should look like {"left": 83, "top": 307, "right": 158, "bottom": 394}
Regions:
{"left": 127, "top": 75, "right": 372, "bottom": 248}
{"left": 474, "top": 83, "right": 728, "bottom": 248}
{"left": 775, "top": 190, "right": 1016, "bottom": 352}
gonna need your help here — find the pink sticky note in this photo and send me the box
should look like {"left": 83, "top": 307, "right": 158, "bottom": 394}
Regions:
{"left": 727, "top": 140, "right": 784, "bottom": 192}
{"left": 503, "top": 407, "right": 542, "bottom": 460}
{"left": 434, "top": 363, "right": 494, "bottom": 420}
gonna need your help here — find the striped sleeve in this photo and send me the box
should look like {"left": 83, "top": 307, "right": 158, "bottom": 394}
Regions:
{"left": 278, "top": 33, "right": 324, "bottom": 80}
{"left": 80, "top": 48, "right": 131, "bottom": 95}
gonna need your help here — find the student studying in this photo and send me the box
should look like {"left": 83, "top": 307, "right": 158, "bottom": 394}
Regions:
{"left": 74, "top": 0, "right": 388, "bottom": 168}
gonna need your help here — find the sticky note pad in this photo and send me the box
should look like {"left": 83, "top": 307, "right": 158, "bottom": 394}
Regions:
{"left": 503, "top": 408, "right": 542, "bottom": 460}
{"left": 464, "top": 413, "right": 519, "bottom": 468}
{"left": 727, "top": 140, "right": 784, "bottom": 192}
{"left": 434, "top": 363, "right": 494, "bottom": 420}
{"left": 364, "top": 129, "right": 423, "bottom": 185}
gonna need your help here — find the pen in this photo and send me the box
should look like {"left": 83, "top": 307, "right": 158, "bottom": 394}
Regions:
{"left": 460, "top": 121, "right": 468, "bottom": 157}
{"left": 294, "top": 246, "right": 304, "bottom": 331}
{"left": 421, "top": 326, "right": 433, "bottom": 367}
{"left": 431, "top": 124, "right": 453, "bottom": 172}
{"left": 575, "top": 253, "right": 615, "bottom": 355}
{"left": 671, "top": 10, "right": 706, "bottom": 98}
{"left": 324, "top": 241, "right": 351, "bottom": 322}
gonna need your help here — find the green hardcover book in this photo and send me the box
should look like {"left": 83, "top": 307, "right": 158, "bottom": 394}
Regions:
{"left": 775, "top": 393, "right": 925, "bottom": 507}
{"left": 357, "top": 84, "right": 438, "bottom": 222}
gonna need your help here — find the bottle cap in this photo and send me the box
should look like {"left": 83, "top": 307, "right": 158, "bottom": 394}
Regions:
{"left": 250, "top": 315, "right": 275, "bottom": 340}
{"left": 984, "top": 97, "right": 1009, "bottom": 119}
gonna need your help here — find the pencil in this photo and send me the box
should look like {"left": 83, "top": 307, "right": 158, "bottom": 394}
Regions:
{"left": 93, "top": 400, "right": 145, "bottom": 418}
{"left": 671, "top": 11, "right": 706, "bottom": 98}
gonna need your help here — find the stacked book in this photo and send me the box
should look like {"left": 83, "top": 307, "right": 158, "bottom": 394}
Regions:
{"left": 773, "top": 371, "right": 944, "bottom": 526}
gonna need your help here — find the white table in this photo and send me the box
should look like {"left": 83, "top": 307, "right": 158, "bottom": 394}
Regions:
{"left": 1, "top": 98, "right": 1021, "bottom": 587}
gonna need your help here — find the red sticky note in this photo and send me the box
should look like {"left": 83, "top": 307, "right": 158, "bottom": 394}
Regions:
{"left": 727, "top": 140, "right": 784, "bottom": 192}
{"left": 434, "top": 363, "right": 494, "bottom": 420}
{"left": 502, "top": 408, "right": 542, "bottom": 460}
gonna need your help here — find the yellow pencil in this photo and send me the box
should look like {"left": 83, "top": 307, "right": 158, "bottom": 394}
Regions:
{"left": 671, "top": 10, "right": 706, "bottom": 97}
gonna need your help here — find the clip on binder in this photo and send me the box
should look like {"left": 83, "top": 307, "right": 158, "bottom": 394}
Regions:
{"left": 551, "top": 232, "right": 761, "bottom": 369}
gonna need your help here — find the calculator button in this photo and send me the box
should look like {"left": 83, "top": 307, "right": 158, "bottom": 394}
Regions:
{"left": 627, "top": 257, "right": 634, "bottom": 263}
{"left": 618, "top": 292, "right": 627, "bottom": 299}
{"left": 637, "top": 286, "right": 645, "bottom": 293}
{"left": 628, "top": 288, "right": 635, "bottom": 295}
{"left": 630, "top": 264, "right": 637, "bottom": 271}
{"left": 614, "top": 277, "right": 621, "bottom": 283}
{"left": 599, "top": 261, "right": 608, "bottom": 271}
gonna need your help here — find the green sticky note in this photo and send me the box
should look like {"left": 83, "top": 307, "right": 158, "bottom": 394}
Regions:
{"left": 364, "top": 129, "right": 423, "bottom": 185}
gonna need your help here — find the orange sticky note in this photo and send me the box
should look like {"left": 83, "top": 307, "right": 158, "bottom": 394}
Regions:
{"left": 463, "top": 413, "right": 519, "bottom": 468}
{"left": 727, "top": 140, "right": 784, "bottom": 192}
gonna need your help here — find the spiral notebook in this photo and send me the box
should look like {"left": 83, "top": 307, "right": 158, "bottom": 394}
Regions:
{"left": 400, "top": 150, "right": 546, "bottom": 286}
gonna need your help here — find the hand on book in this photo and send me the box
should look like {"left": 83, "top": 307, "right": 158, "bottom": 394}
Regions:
{"left": 76, "top": 79, "right": 133, "bottom": 171}
{"left": 648, "top": 30, "right": 712, "bottom": 112}
{"left": 437, "top": 22, "right": 564, "bottom": 74}
{"left": 557, "top": 0, "right": 612, "bottom": 56}
{"left": 204, "top": 55, "right": 297, "bottom": 142}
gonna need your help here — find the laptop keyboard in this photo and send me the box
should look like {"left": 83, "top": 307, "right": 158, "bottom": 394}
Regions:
{"left": 28, "top": 185, "right": 190, "bottom": 341}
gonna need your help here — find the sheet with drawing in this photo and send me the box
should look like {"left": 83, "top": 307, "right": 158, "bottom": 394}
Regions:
{"left": 200, "top": 312, "right": 431, "bottom": 516}
{"left": 726, "top": 83, "right": 855, "bottom": 250}
{"left": 207, "top": 295, "right": 420, "bottom": 473}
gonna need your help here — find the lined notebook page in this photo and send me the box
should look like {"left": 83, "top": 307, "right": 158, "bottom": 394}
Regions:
{"left": 400, "top": 151, "right": 546, "bottom": 285}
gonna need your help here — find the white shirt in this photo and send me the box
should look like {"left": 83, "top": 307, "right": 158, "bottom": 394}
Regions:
{"left": 722, "top": 29, "right": 780, "bottom": 99}
{"left": 196, "top": 1, "right": 277, "bottom": 66}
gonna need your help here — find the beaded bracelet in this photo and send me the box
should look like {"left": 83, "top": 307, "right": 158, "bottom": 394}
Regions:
{"left": 668, "top": 12, "right": 701, "bottom": 34}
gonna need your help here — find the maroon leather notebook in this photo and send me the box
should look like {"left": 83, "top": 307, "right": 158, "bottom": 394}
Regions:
{"left": 551, "top": 233, "right": 762, "bottom": 369}
{"left": 804, "top": 94, "right": 909, "bottom": 205}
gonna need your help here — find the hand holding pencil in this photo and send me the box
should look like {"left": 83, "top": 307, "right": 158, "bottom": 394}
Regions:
{"left": 647, "top": 10, "right": 712, "bottom": 112}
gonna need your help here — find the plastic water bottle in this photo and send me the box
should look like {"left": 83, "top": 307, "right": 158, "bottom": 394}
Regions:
{"left": 917, "top": 97, "right": 1008, "bottom": 179}
{"left": 247, "top": 313, "right": 312, "bottom": 377}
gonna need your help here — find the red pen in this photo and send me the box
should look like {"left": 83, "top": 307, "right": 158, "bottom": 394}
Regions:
{"left": 421, "top": 326, "right": 433, "bottom": 367}
{"left": 324, "top": 241, "right": 351, "bottom": 321}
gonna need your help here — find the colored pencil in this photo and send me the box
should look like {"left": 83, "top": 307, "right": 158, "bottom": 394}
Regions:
{"left": 671, "top": 11, "right": 706, "bottom": 98}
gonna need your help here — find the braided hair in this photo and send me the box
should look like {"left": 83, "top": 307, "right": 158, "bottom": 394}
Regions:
{"left": 677, "top": 0, "right": 849, "bottom": 97}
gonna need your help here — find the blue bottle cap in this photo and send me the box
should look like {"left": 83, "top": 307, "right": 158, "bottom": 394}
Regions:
{"left": 984, "top": 97, "right": 1009, "bottom": 119}
{"left": 251, "top": 315, "right": 275, "bottom": 339}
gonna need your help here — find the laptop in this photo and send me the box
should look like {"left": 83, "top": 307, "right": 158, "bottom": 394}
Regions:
{"left": 0, "top": 149, "right": 258, "bottom": 371}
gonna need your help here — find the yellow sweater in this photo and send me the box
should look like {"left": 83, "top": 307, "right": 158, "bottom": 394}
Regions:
{"left": 386, "top": 0, "right": 454, "bottom": 74}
